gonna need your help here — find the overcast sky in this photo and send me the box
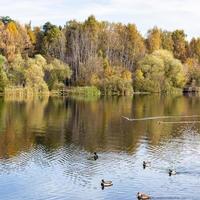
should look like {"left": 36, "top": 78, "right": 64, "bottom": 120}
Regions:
{"left": 0, "top": 0, "right": 199, "bottom": 39}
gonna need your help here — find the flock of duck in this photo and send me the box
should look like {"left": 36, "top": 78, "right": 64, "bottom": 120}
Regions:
{"left": 90, "top": 153, "right": 177, "bottom": 200}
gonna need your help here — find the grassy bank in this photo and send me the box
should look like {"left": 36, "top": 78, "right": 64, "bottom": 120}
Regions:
{"left": 4, "top": 87, "right": 49, "bottom": 97}
{"left": 3, "top": 86, "right": 187, "bottom": 98}
{"left": 4, "top": 86, "right": 101, "bottom": 97}
{"left": 58, "top": 86, "right": 101, "bottom": 96}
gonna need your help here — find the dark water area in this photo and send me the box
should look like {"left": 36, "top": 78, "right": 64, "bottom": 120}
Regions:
{"left": 0, "top": 94, "right": 200, "bottom": 200}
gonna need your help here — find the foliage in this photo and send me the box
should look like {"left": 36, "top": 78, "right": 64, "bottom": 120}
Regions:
{"left": 146, "top": 27, "right": 161, "bottom": 53}
{"left": 45, "top": 58, "right": 72, "bottom": 90}
{"left": 0, "top": 55, "right": 8, "bottom": 92}
{"left": 1, "top": 16, "right": 200, "bottom": 95}
{"left": 161, "top": 31, "right": 174, "bottom": 51}
{"left": 134, "top": 50, "right": 186, "bottom": 92}
{"left": 68, "top": 86, "right": 101, "bottom": 96}
{"left": 25, "top": 58, "right": 48, "bottom": 93}
{"left": 97, "top": 59, "right": 133, "bottom": 95}
{"left": 172, "top": 30, "right": 188, "bottom": 62}
{"left": 184, "top": 58, "right": 200, "bottom": 86}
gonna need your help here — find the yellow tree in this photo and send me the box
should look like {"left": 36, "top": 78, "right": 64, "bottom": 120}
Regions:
{"left": 146, "top": 27, "right": 161, "bottom": 53}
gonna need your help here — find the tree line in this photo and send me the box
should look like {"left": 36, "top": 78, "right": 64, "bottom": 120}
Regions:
{"left": 0, "top": 15, "right": 200, "bottom": 94}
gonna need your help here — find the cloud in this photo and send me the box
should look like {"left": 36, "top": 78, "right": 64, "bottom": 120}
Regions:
{"left": 0, "top": 0, "right": 199, "bottom": 39}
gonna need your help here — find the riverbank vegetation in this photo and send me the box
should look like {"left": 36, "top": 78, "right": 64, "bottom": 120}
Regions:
{"left": 1, "top": 16, "right": 200, "bottom": 95}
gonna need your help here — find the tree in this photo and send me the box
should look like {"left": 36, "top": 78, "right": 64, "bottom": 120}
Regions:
{"left": 172, "top": 30, "right": 188, "bottom": 62}
{"left": 125, "top": 24, "right": 146, "bottom": 69}
{"left": 146, "top": 27, "right": 161, "bottom": 53}
{"left": 0, "top": 55, "right": 8, "bottom": 92}
{"left": 0, "top": 16, "right": 13, "bottom": 25}
{"left": 44, "top": 58, "right": 72, "bottom": 90}
{"left": 161, "top": 31, "right": 174, "bottom": 51}
{"left": 94, "top": 58, "right": 133, "bottom": 95}
{"left": 184, "top": 58, "right": 200, "bottom": 86}
{"left": 134, "top": 50, "right": 186, "bottom": 92}
{"left": 7, "top": 54, "right": 25, "bottom": 86}
{"left": 0, "top": 19, "right": 32, "bottom": 61}
{"left": 189, "top": 38, "right": 200, "bottom": 62}
{"left": 41, "top": 22, "right": 66, "bottom": 60}
{"left": 78, "top": 56, "right": 103, "bottom": 86}
{"left": 25, "top": 55, "right": 48, "bottom": 92}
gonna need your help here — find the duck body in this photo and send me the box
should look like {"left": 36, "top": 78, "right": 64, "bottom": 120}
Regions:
{"left": 101, "top": 179, "right": 113, "bottom": 187}
{"left": 169, "top": 169, "right": 176, "bottom": 176}
{"left": 137, "top": 192, "right": 151, "bottom": 200}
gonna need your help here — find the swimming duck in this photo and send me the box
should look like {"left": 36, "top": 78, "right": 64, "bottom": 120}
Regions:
{"left": 101, "top": 179, "right": 113, "bottom": 187}
{"left": 94, "top": 152, "right": 98, "bottom": 160}
{"left": 137, "top": 192, "right": 151, "bottom": 200}
{"left": 143, "top": 161, "right": 151, "bottom": 169}
{"left": 169, "top": 169, "right": 176, "bottom": 176}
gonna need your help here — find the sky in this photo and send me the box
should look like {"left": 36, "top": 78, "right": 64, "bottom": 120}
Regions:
{"left": 0, "top": 0, "right": 199, "bottom": 40}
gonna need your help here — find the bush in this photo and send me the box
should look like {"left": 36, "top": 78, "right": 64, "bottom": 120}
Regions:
{"left": 134, "top": 49, "right": 186, "bottom": 93}
{"left": 68, "top": 86, "right": 101, "bottom": 96}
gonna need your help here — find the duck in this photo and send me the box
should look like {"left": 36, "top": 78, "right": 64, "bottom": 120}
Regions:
{"left": 169, "top": 169, "right": 176, "bottom": 176}
{"left": 94, "top": 152, "right": 98, "bottom": 160}
{"left": 101, "top": 179, "right": 113, "bottom": 187}
{"left": 137, "top": 192, "right": 151, "bottom": 200}
{"left": 143, "top": 161, "right": 151, "bottom": 169}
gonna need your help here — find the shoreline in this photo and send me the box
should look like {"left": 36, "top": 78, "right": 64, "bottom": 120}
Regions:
{"left": 2, "top": 86, "right": 198, "bottom": 98}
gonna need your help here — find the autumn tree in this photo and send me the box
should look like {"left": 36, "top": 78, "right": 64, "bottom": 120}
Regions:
{"left": 146, "top": 27, "right": 161, "bottom": 53}
{"left": 125, "top": 24, "right": 146, "bottom": 69}
{"left": 161, "top": 31, "right": 174, "bottom": 51}
{"left": 172, "top": 30, "right": 188, "bottom": 62}
{"left": 184, "top": 58, "right": 200, "bottom": 86}
{"left": 0, "top": 18, "right": 32, "bottom": 61}
{"left": 95, "top": 58, "right": 133, "bottom": 95}
{"left": 189, "top": 38, "right": 200, "bottom": 62}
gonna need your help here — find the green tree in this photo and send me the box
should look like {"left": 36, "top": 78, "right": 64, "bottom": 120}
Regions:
{"left": 0, "top": 55, "right": 8, "bottom": 92}
{"left": 45, "top": 59, "right": 72, "bottom": 90}
{"left": 25, "top": 55, "right": 48, "bottom": 92}
{"left": 134, "top": 50, "right": 186, "bottom": 92}
{"left": 7, "top": 54, "right": 25, "bottom": 86}
{"left": 41, "top": 22, "right": 66, "bottom": 60}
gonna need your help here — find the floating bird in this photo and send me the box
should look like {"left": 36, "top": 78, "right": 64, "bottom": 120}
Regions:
{"left": 94, "top": 152, "right": 98, "bottom": 160}
{"left": 101, "top": 179, "right": 113, "bottom": 188}
{"left": 169, "top": 169, "right": 176, "bottom": 176}
{"left": 137, "top": 192, "right": 151, "bottom": 199}
{"left": 143, "top": 161, "right": 151, "bottom": 169}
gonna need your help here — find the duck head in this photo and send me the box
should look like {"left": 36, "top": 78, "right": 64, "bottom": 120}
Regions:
{"left": 169, "top": 169, "right": 172, "bottom": 176}
{"left": 143, "top": 161, "right": 146, "bottom": 169}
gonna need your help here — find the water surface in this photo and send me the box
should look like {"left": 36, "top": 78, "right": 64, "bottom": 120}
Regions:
{"left": 0, "top": 95, "right": 200, "bottom": 200}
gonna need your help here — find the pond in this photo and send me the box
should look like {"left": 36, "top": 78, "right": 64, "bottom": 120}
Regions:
{"left": 0, "top": 94, "right": 200, "bottom": 200}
